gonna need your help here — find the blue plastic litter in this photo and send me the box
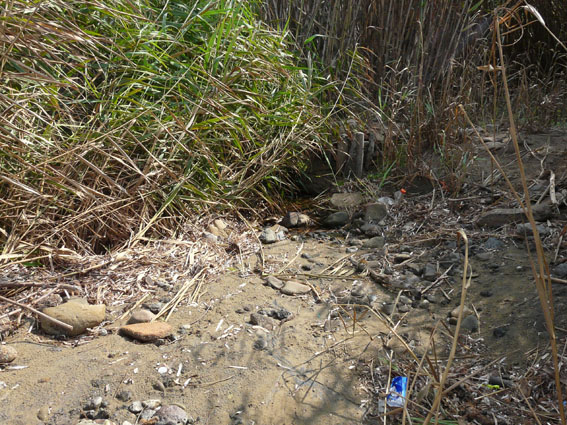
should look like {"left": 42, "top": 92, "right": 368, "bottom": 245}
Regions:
{"left": 386, "top": 376, "right": 408, "bottom": 407}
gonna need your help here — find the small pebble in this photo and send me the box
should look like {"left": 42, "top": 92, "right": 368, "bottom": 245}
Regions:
{"left": 128, "top": 401, "right": 143, "bottom": 414}
{"left": 0, "top": 345, "right": 17, "bottom": 364}
{"left": 116, "top": 390, "right": 132, "bottom": 402}
{"left": 143, "top": 399, "right": 161, "bottom": 409}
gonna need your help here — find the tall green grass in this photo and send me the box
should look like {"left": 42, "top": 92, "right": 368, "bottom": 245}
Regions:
{"left": 0, "top": 0, "right": 339, "bottom": 254}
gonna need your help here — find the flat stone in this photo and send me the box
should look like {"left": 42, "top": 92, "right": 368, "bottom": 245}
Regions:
{"left": 281, "top": 280, "right": 311, "bottom": 296}
{"left": 362, "top": 236, "right": 385, "bottom": 249}
{"left": 324, "top": 211, "right": 349, "bottom": 227}
{"left": 153, "top": 404, "right": 189, "bottom": 425}
{"left": 476, "top": 194, "right": 564, "bottom": 227}
{"left": 515, "top": 223, "right": 551, "bottom": 237}
{"left": 76, "top": 420, "right": 117, "bottom": 425}
{"left": 265, "top": 276, "right": 284, "bottom": 289}
{"left": 330, "top": 192, "right": 364, "bottom": 208}
{"left": 120, "top": 322, "right": 173, "bottom": 342}
{"left": 127, "top": 309, "right": 156, "bottom": 324}
{"left": 364, "top": 203, "right": 388, "bottom": 222}
{"left": 0, "top": 345, "right": 17, "bottom": 363}
{"left": 41, "top": 299, "right": 106, "bottom": 336}
{"left": 281, "top": 212, "right": 310, "bottom": 228}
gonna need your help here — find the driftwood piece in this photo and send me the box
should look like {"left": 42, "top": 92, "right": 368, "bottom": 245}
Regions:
{"left": 0, "top": 294, "right": 73, "bottom": 332}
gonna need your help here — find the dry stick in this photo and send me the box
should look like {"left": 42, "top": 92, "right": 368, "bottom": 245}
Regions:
{"left": 402, "top": 323, "right": 440, "bottom": 425}
{"left": 0, "top": 282, "right": 80, "bottom": 292}
{"left": 0, "top": 294, "right": 73, "bottom": 332}
{"left": 422, "top": 229, "right": 470, "bottom": 425}
{"left": 494, "top": 16, "right": 565, "bottom": 425}
{"left": 275, "top": 241, "right": 304, "bottom": 275}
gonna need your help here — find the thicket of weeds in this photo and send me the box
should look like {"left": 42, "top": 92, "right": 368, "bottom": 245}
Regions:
{"left": 263, "top": 0, "right": 567, "bottom": 181}
{"left": 0, "top": 0, "right": 350, "bottom": 256}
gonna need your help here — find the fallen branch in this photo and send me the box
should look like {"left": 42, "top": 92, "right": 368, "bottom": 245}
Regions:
{"left": 0, "top": 294, "right": 73, "bottom": 332}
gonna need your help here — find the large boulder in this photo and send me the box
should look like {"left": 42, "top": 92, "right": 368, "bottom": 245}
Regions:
{"left": 41, "top": 298, "right": 105, "bottom": 336}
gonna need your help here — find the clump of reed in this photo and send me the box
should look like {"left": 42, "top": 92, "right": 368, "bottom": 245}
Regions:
{"left": 0, "top": 0, "right": 342, "bottom": 255}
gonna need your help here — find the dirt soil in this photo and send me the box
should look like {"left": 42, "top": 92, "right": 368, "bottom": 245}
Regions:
{"left": 0, "top": 128, "right": 566, "bottom": 425}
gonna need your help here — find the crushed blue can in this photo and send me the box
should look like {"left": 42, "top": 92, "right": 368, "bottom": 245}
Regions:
{"left": 386, "top": 376, "right": 408, "bottom": 407}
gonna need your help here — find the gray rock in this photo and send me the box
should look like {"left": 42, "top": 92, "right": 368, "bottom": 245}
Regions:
{"left": 362, "top": 236, "right": 385, "bottom": 249}
{"left": 483, "top": 237, "right": 504, "bottom": 250}
{"left": 418, "top": 299, "right": 430, "bottom": 309}
{"left": 364, "top": 203, "right": 388, "bottom": 222}
{"left": 423, "top": 263, "right": 437, "bottom": 281}
{"left": 265, "top": 276, "right": 284, "bottom": 289}
{"left": 425, "top": 294, "right": 439, "bottom": 304}
{"left": 84, "top": 396, "right": 103, "bottom": 410}
{"left": 324, "top": 211, "right": 349, "bottom": 227}
{"left": 259, "top": 228, "right": 278, "bottom": 244}
{"left": 0, "top": 345, "right": 17, "bottom": 363}
{"left": 493, "top": 326, "right": 507, "bottom": 338}
{"left": 127, "top": 309, "right": 156, "bottom": 324}
{"left": 360, "top": 223, "right": 382, "bottom": 236}
{"left": 153, "top": 404, "right": 190, "bottom": 425}
{"left": 461, "top": 315, "right": 479, "bottom": 333}
{"left": 398, "top": 304, "right": 410, "bottom": 313}
{"left": 377, "top": 196, "right": 395, "bottom": 206}
{"left": 281, "top": 280, "right": 311, "bottom": 296}
{"left": 380, "top": 304, "right": 394, "bottom": 315}
{"left": 399, "top": 295, "right": 412, "bottom": 305}
{"left": 346, "top": 246, "right": 358, "bottom": 253}
{"left": 281, "top": 212, "right": 310, "bottom": 228}
{"left": 141, "top": 409, "right": 157, "bottom": 421}
{"left": 476, "top": 194, "right": 563, "bottom": 227}
{"left": 129, "top": 401, "right": 143, "bottom": 414}
{"left": 40, "top": 298, "right": 106, "bottom": 336}
{"left": 516, "top": 223, "right": 551, "bottom": 237}
{"left": 552, "top": 262, "right": 567, "bottom": 279}
{"left": 475, "top": 252, "right": 492, "bottom": 261}
{"left": 330, "top": 192, "right": 364, "bottom": 208}
{"left": 116, "top": 390, "right": 132, "bottom": 402}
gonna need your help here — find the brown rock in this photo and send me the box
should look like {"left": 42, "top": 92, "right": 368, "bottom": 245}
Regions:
{"left": 0, "top": 345, "right": 17, "bottom": 363}
{"left": 281, "top": 280, "right": 311, "bottom": 296}
{"left": 249, "top": 313, "right": 278, "bottom": 331}
{"left": 41, "top": 299, "right": 106, "bottom": 336}
{"left": 119, "top": 322, "right": 173, "bottom": 342}
{"left": 127, "top": 309, "right": 156, "bottom": 324}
